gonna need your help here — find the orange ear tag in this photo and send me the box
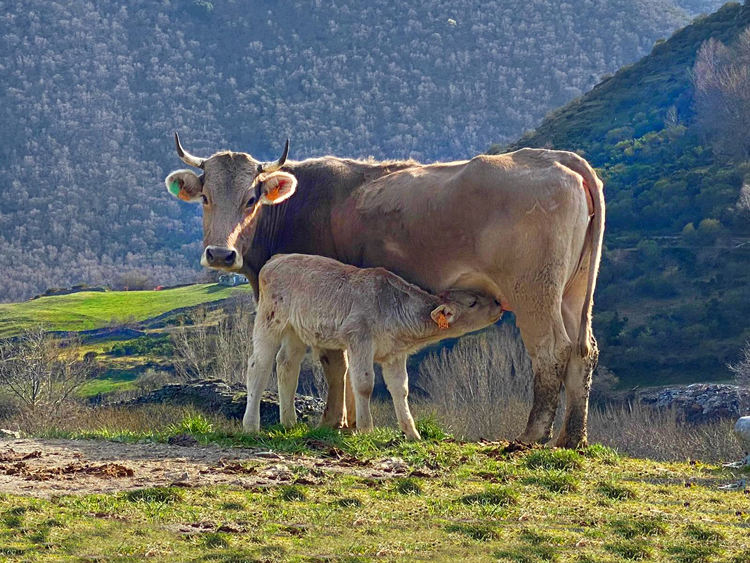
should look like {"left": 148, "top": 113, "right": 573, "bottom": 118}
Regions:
{"left": 436, "top": 311, "right": 450, "bottom": 330}
{"left": 265, "top": 186, "right": 282, "bottom": 201}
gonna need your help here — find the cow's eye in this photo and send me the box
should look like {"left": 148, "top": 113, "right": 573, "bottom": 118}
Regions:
{"left": 469, "top": 300, "right": 477, "bottom": 308}
{"left": 246, "top": 195, "right": 257, "bottom": 208}
{"left": 201, "top": 194, "right": 208, "bottom": 205}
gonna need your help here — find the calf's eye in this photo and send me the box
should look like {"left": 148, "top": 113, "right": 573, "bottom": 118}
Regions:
{"left": 246, "top": 196, "right": 257, "bottom": 208}
{"left": 469, "top": 300, "right": 477, "bottom": 308}
{"left": 201, "top": 195, "right": 208, "bottom": 205}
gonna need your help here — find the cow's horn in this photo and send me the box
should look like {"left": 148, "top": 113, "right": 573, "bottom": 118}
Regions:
{"left": 262, "top": 139, "right": 289, "bottom": 173}
{"left": 174, "top": 132, "right": 205, "bottom": 168}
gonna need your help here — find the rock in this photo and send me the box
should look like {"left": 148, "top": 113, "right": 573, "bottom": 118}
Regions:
{"left": 735, "top": 417, "right": 750, "bottom": 452}
{"left": 0, "top": 429, "right": 21, "bottom": 440}
{"left": 168, "top": 434, "right": 199, "bottom": 447}
{"left": 638, "top": 384, "right": 750, "bottom": 424}
{"left": 117, "top": 378, "right": 324, "bottom": 426}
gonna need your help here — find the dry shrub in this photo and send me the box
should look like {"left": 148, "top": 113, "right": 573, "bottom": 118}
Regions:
{"left": 0, "top": 325, "right": 98, "bottom": 431}
{"left": 589, "top": 403, "right": 740, "bottom": 462}
{"left": 25, "top": 404, "right": 230, "bottom": 437}
{"left": 406, "top": 323, "right": 742, "bottom": 461}
{"left": 415, "top": 323, "right": 534, "bottom": 440}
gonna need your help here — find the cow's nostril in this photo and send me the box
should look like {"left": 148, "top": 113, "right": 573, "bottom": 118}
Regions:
{"left": 224, "top": 251, "right": 237, "bottom": 265}
{"left": 206, "top": 248, "right": 214, "bottom": 262}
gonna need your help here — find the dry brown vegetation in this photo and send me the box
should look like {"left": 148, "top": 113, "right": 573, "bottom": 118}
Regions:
{"left": 407, "top": 324, "right": 742, "bottom": 462}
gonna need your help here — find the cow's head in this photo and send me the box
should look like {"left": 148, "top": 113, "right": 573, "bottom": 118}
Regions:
{"left": 165, "top": 133, "right": 296, "bottom": 271}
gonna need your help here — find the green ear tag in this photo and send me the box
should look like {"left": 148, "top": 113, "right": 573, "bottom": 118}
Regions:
{"left": 168, "top": 181, "right": 181, "bottom": 196}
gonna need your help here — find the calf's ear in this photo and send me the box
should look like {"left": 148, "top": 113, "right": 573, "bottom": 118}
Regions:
{"left": 258, "top": 171, "right": 297, "bottom": 205}
{"left": 431, "top": 304, "right": 459, "bottom": 329}
{"left": 165, "top": 169, "right": 203, "bottom": 203}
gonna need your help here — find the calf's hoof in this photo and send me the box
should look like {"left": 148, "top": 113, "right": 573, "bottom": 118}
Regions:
{"left": 242, "top": 418, "right": 261, "bottom": 434}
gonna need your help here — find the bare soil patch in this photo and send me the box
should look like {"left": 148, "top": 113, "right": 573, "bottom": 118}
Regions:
{"left": 0, "top": 438, "right": 409, "bottom": 498}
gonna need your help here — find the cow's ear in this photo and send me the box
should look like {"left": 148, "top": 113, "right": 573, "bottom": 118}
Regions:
{"left": 165, "top": 169, "right": 203, "bottom": 203}
{"left": 258, "top": 171, "right": 297, "bottom": 205}
{"left": 431, "top": 304, "right": 459, "bottom": 329}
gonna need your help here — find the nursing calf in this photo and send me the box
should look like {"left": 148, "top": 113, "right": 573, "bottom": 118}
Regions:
{"left": 243, "top": 254, "right": 504, "bottom": 439}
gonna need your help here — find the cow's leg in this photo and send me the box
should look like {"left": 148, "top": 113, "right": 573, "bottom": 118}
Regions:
{"left": 515, "top": 304, "right": 572, "bottom": 445}
{"left": 381, "top": 354, "right": 420, "bottom": 440}
{"left": 347, "top": 343, "right": 376, "bottom": 433}
{"left": 317, "top": 348, "right": 349, "bottom": 428}
{"left": 556, "top": 272, "right": 599, "bottom": 448}
{"left": 243, "top": 326, "right": 281, "bottom": 433}
{"left": 275, "top": 331, "right": 306, "bottom": 428}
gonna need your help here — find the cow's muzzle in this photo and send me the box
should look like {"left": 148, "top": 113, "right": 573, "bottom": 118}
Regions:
{"left": 202, "top": 246, "right": 243, "bottom": 270}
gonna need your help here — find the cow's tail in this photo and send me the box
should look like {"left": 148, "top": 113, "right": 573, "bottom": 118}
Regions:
{"left": 559, "top": 153, "right": 605, "bottom": 358}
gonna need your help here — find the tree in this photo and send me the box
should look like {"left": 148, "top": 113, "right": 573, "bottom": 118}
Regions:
{"left": 0, "top": 325, "right": 96, "bottom": 413}
{"left": 693, "top": 29, "right": 750, "bottom": 160}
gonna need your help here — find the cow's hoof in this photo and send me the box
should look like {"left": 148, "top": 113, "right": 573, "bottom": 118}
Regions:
{"left": 554, "top": 434, "right": 587, "bottom": 449}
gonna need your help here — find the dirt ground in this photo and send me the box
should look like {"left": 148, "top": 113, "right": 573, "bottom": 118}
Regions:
{"left": 0, "top": 437, "right": 414, "bottom": 498}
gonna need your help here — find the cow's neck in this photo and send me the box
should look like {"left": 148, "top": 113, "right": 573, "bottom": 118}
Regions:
{"left": 243, "top": 199, "right": 290, "bottom": 298}
{"left": 241, "top": 156, "right": 419, "bottom": 296}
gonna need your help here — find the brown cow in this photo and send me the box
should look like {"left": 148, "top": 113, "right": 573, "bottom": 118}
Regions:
{"left": 164, "top": 134, "right": 604, "bottom": 447}
{"left": 244, "top": 253, "right": 505, "bottom": 439}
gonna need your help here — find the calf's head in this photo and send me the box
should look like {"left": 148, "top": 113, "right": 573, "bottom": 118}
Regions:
{"left": 431, "top": 290, "right": 504, "bottom": 334}
{"left": 164, "top": 133, "right": 296, "bottom": 271}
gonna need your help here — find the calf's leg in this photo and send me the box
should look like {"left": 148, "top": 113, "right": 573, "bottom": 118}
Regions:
{"left": 346, "top": 343, "right": 376, "bottom": 433}
{"left": 243, "top": 325, "right": 281, "bottom": 433}
{"left": 317, "top": 348, "right": 350, "bottom": 428}
{"left": 381, "top": 354, "right": 420, "bottom": 440}
{"left": 344, "top": 370, "right": 357, "bottom": 428}
{"left": 275, "top": 331, "right": 307, "bottom": 428}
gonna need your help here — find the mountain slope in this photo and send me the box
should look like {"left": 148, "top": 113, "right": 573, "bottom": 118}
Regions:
{"left": 0, "top": 0, "right": 690, "bottom": 302}
{"left": 494, "top": 3, "right": 750, "bottom": 385}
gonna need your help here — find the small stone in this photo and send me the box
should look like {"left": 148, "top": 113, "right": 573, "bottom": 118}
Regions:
{"left": 168, "top": 434, "right": 199, "bottom": 447}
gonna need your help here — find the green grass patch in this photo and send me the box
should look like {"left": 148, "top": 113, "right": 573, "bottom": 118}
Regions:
{"left": 167, "top": 411, "right": 214, "bottom": 435}
{"left": 684, "top": 523, "right": 725, "bottom": 542}
{"left": 445, "top": 522, "right": 500, "bottom": 541}
{"left": 581, "top": 444, "right": 620, "bottom": 465}
{"left": 495, "top": 545, "right": 558, "bottom": 562}
{"left": 610, "top": 516, "right": 668, "bottom": 539}
{"left": 332, "top": 497, "right": 362, "bottom": 508}
{"left": 605, "top": 539, "right": 654, "bottom": 560}
{"left": 415, "top": 415, "right": 450, "bottom": 441}
{"left": 123, "top": 487, "right": 182, "bottom": 504}
{"left": 596, "top": 479, "right": 637, "bottom": 500}
{"left": 77, "top": 369, "right": 139, "bottom": 398}
{"left": 667, "top": 543, "right": 719, "bottom": 563}
{"left": 525, "top": 470, "right": 579, "bottom": 493}
{"left": 459, "top": 486, "right": 519, "bottom": 507}
{"left": 392, "top": 477, "right": 422, "bottom": 495}
{"left": 278, "top": 485, "right": 307, "bottom": 502}
{"left": 524, "top": 449, "right": 583, "bottom": 471}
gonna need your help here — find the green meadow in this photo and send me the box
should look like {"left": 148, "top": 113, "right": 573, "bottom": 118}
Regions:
{"left": 0, "top": 284, "right": 251, "bottom": 337}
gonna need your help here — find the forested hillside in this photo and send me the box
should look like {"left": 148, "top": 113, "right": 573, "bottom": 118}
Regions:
{"left": 494, "top": 3, "right": 750, "bottom": 385}
{"left": 0, "top": 0, "right": 695, "bottom": 302}
{"left": 675, "top": 0, "right": 727, "bottom": 14}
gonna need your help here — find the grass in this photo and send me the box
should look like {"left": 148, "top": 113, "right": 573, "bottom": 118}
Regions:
{"left": 0, "top": 420, "right": 749, "bottom": 562}
{"left": 0, "top": 283, "right": 251, "bottom": 336}
{"left": 76, "top": 369, "right": 140, "bottom": 398}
